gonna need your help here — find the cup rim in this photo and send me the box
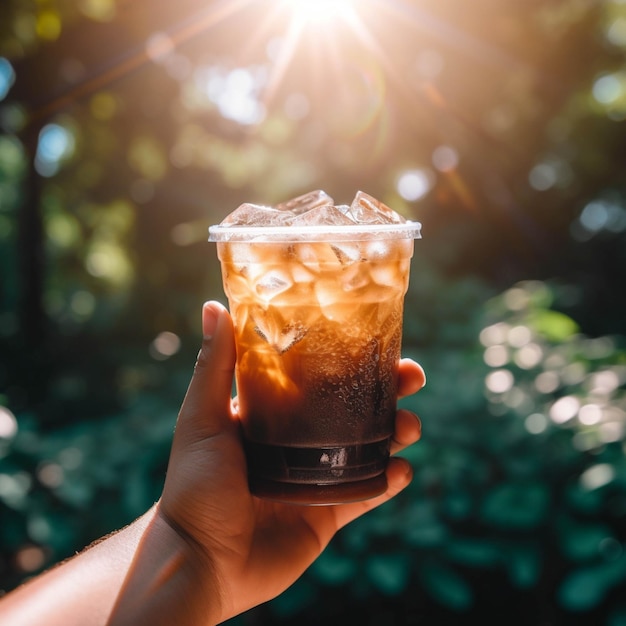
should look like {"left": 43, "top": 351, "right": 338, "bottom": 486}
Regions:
{"left": 208, "top": 220, "right": 422, "bottom": 242}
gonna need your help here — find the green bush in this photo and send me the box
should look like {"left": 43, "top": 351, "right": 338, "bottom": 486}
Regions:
{"left": 255, "top": 275, "right": 626, "bottom": 624}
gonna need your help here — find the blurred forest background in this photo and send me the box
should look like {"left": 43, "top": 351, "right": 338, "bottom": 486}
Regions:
{"left": 1, "top": 0, "right": 626, "bottom": 624}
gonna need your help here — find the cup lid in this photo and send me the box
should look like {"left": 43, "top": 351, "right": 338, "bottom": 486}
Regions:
{"left": 208, "top": 220, "right": 422, "bottom": 243}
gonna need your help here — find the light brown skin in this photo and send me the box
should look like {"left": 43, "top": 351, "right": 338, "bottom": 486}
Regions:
{"left": 0, "top": 301, "right": 425, "bottom": 626}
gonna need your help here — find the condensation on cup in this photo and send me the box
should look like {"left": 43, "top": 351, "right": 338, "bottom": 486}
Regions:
{"left": 209, "top": 190, "right": 422, "bottom": 505}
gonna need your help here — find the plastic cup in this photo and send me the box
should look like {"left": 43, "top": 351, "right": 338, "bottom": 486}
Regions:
{"left": 208, "top": 219, "right": 421, "bottom": 504}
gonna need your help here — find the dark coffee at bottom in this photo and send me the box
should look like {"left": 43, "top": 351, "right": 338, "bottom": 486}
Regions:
{"left": 245, "top": 439, "right": 391, "bottom": 504}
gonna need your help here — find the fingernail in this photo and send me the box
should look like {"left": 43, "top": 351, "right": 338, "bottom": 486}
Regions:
{"left": 202, "top": 302, "right": 219, "bottom": 339}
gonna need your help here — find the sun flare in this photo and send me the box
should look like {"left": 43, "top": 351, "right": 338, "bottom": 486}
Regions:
{"left": 283, "top": 0, "right": 358, "bottom": 26}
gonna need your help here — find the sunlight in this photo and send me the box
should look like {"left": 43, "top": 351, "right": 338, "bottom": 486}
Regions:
{"left": 259, "top": 0, "right": 371, "bottom": 107}
{"left": 283, "top": 0, "right": 358, "bottom": 26}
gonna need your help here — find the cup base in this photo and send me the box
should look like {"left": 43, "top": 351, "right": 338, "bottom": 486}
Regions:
{"left": 244, "top": 438, "right": 391, "bottom": 505}
{"left": 248, "top": 472, "right": 388, "bottom": 506}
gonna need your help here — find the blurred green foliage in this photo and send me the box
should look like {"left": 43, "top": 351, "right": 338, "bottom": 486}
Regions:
{"left": 1, "top": 0, "right": 626, "bottom": 624}
{"left": 257, "top": 276, "right": 626, "bottom": 625}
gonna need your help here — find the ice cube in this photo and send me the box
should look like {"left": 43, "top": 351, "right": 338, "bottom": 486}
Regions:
{"left": 275, "top": 189, "right": 334, "bottom": 215}
{"left": 314, "top": 278, "right": 341, "bottom": 308}
{"left": 341, "top": 264, "right": 370, "bottom": 292}
{"left": 314, "top": 279, "right": 354, "bottom": 323}
{"left": 292, "top": 243, "right": 320, "bottom": 273}
{"left": 348, "top": 191, "right": 406, "bottom": 225}
{"left": 290, "top": 264, "right": 316, "bottom": 283}
{"left": 221, "top": 203, "right": 293, "bottom": 226}
{"left": 363, "top": 239, "right": 391, "bottom": 261}
{"left": 331, "top": 243, "right": 361, "bottom": 265}
{"left": 255, "top": 269, "right": 293, "bottom": 302}
{"left": 291, "top": 205, "right": 355, "bottom": 226}
{"left": 274, "top": 322, "right": 308, "bottom": 354}
{"left": 370, "top": 264, "right": 398, "bottom": 287}
{"left": 321, "top": 301, "right": 356, "bottom": 324}
{"left": 251, "top": 307, "right": 308, "bottom": 354}
{"left": 292, "top": 242, "right": 340, "bottom": 272}
{"left": 223, "top": 241, "right": 261, "bottom": 265}
{"left": 223, "top": 242, "right": 269, "bottom": 281}
{"left": 363, "top": 237, "right": 412, "bottom": 263}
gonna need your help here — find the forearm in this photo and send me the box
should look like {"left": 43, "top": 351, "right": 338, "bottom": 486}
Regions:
{"left": 0, "top": 507, "right": 156, "bottom": 626}
{"left": 0, "top": 505, "right": 221, "bottom": 626}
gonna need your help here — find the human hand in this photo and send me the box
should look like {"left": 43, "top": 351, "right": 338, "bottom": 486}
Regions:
{"left": 156, "top": 301, "right": 425, "bottom": 624}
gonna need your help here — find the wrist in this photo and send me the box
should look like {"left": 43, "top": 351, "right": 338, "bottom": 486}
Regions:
{"left": 107, "top": 503, "right": 222, "bottom": 626}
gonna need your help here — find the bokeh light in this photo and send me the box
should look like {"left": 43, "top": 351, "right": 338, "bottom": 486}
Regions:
{"left": 36, "top": 10, "right": 62, "bottom": 41}
{"left": 481, "top": 280, "right": 626, "bottom": 465}
{"left": 35, "top": 123, "right": 75, "bottom": 177}
{"left": 194, "top": 65, "right": 267, "bottom": 126}
{"left": 432, "top": 145, "right": 458, "bottom": 172}
{"left": 15, "top": 546, "right": 46, "bottom": 574}
{"left": 150, "top": 332, "right": 181, "bottom": 360}
{"left": 79, "top": 0, "right": 116, "bottom": 22}
{"left": 396, "top": 168, "right": 434, "bottom": 202}
{"left": 580, "top": 463, "right": 615, "bottom": 491}
{"left": 0, "top": 407, "right": 17, "bottom": 439}
{"left": 485, "top": 369, "right": 514, "bottom": 394}
{"left": 0, "top": 58, "right": 15, "bottom": 100}
{"left": 525, "top": 413, "right": 548, "bottom": 435}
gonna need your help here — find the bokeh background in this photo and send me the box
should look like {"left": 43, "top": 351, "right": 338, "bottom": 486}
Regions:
{"left": 1, "top": 0, "right": 626, "bottom": 624}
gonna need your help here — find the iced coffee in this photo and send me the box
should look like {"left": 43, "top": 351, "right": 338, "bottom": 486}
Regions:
{"left": 209, "top": 190, "right": 421, "bottom": 504}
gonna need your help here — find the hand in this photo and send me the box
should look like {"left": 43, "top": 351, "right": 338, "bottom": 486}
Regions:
{"left": 155, "top": 301, "right": 426, "bottom": 623}
{"left": 0, "top": 300, "right": 425, "bottom": 626}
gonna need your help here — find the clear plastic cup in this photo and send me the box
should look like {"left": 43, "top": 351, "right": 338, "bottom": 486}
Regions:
{"left": 209, "top": 201, "right": 421, "bottom": 505}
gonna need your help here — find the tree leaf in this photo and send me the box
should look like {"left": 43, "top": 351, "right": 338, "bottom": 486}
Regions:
{"left": 527, "top": 310, "right": 579, "bottom": 342}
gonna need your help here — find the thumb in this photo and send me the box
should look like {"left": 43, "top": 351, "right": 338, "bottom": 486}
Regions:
{"left": 175, "top": 301, "right": 237, "bottom": 444}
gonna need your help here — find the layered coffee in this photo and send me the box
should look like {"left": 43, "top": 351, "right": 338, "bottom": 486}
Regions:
{"left": 209, "top": 190, "right": 421, "bottom": 504}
